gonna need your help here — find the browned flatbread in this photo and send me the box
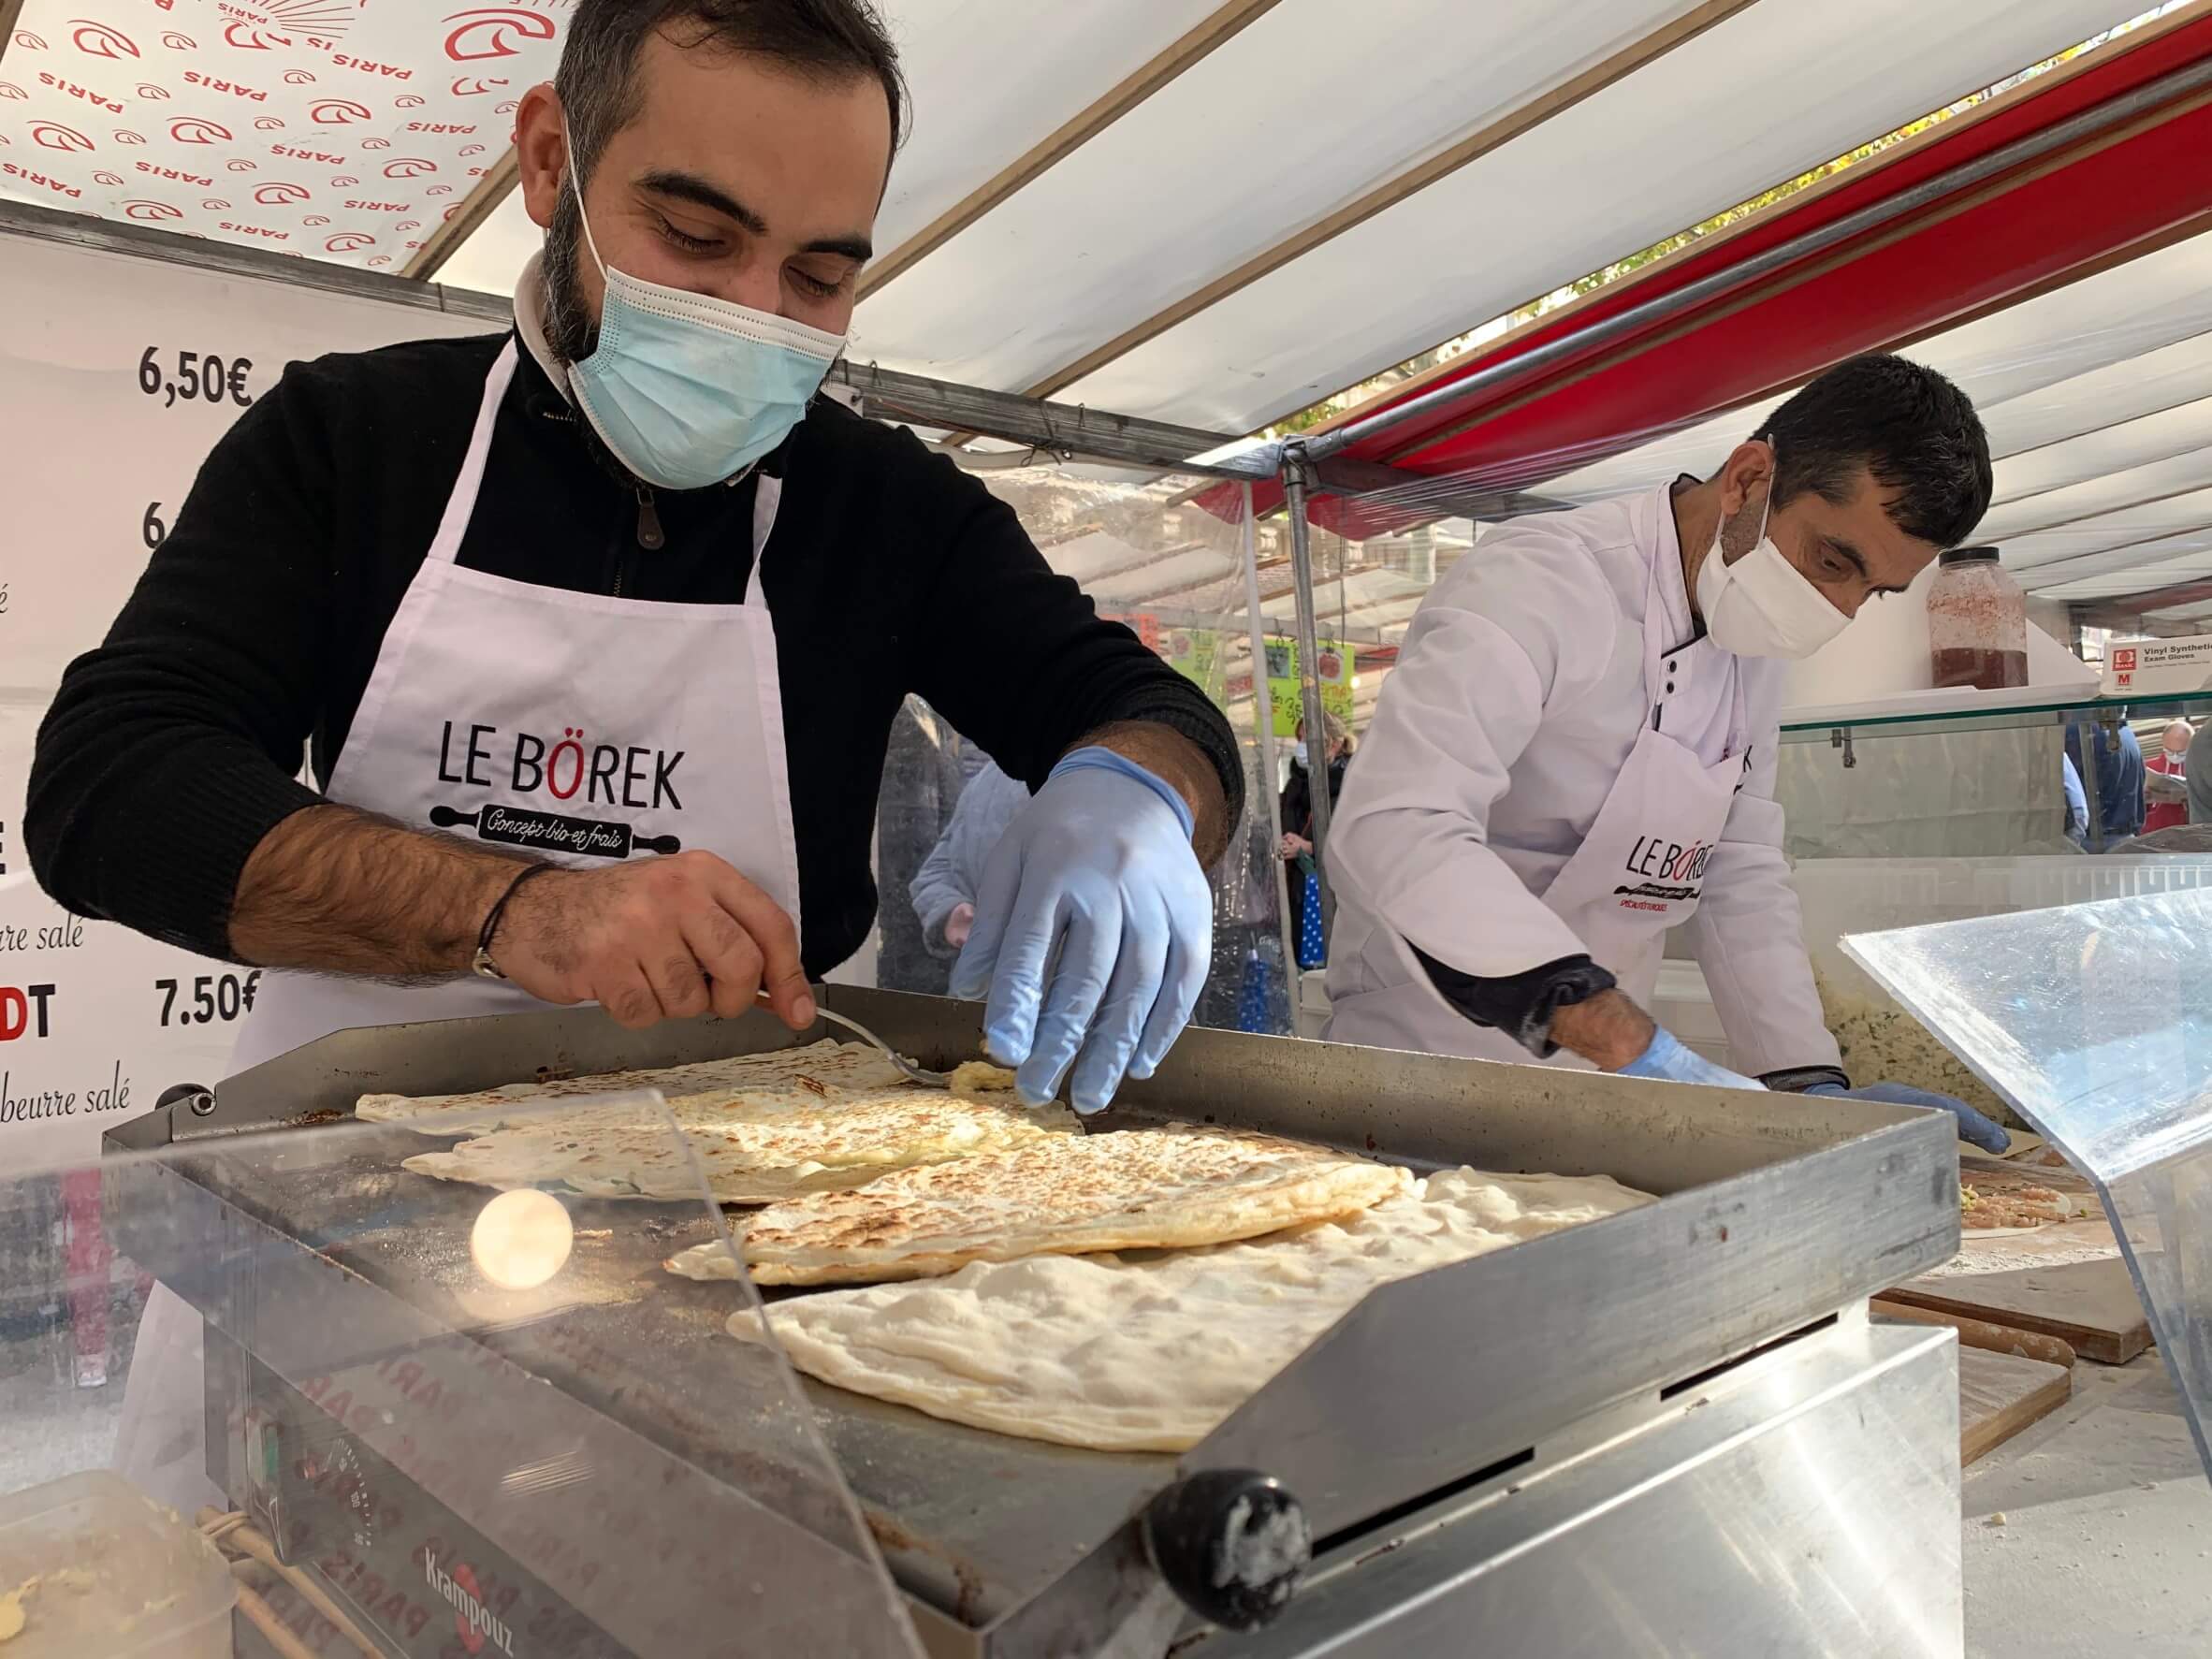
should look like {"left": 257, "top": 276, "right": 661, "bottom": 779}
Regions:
{"left": 667, "top": 1125, "right": 1407, "bottom": 1286}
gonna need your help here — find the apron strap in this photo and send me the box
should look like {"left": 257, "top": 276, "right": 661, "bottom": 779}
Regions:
{"left": 425, "top": 339, "right": 519, "bottom": 568}
{"left": 746, "top": 473, "right": 782, "bottom": 613}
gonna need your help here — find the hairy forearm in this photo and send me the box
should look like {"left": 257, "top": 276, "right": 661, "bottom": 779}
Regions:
{"left": 1548, "top": 988, "right": 1657, "bottom": 1071}
{"left": 1084, "top": 720, "right": 1230, "bottom": 866}
{"left": 227, "top": 804, "right": 531, "bottom": 979}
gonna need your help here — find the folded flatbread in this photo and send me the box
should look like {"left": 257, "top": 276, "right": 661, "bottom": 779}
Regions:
{"left": 727, "top": 1169, "right": 1653, "bottom": 1450}
{"left": 374, "top": 1041, "right": 1078, "bottom": 1203}
{"left": 666, "top": 1125, "right": 1406, "bottom": 1286}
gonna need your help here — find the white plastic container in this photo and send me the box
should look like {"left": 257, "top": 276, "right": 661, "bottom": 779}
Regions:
{"left": 0, "top": 1470, "right": 235, "bottom": 1656}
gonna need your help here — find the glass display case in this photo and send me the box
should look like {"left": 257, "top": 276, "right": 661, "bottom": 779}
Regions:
{"left": 1847, "top": 888, "right": 2212, "bottom": 1483}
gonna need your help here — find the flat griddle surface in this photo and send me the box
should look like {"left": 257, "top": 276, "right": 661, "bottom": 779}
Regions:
{"left": 167, "top": 1122, "right": 1171, "bottom": 1625}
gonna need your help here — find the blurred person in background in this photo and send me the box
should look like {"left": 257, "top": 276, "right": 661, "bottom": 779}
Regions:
{"left": 910, "top": 761, "right": 1031, "bottom": 961}
{"left": 874, "top": 697, "right": 968, "bottom": 994}
{"left": 2065, "top": 715, "right": 2147, "bottom": 849}
{"left": 1278, "top": 710, "right": 1354, "bottom": 967}
{"left": 2111, "top": 720, "right": 2212, "bottom": 853}
{"left": 2143, "top": 719, "right": 2195, "bottom": 836}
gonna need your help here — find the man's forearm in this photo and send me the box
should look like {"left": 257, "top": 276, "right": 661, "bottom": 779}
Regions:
{"left": 228, "top": 804, "right": 531, "bottom": 979}
{"left": 1548, "top": 989, "right": 1657, "bottom": 1071}
{"left": 1084, "top": 720, "right": 1230, "bottom": 866}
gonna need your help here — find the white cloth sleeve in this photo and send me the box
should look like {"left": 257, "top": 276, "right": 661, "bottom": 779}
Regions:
{"left": 1325, "top": 539, "right": 1611, "bottom": 978}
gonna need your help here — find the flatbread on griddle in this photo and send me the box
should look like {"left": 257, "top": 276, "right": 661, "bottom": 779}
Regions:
{"left": 359, "top": 1039, "right": 912, "bottom": 1129}
{"left": 376, "top": 1041, "right": 1079, "bottom": 1203}
{"left": 666, "top": 1125, "right": 1407, "bottom": 1286}
{"left": 726, "top": 1168, "right": 1655, "bottom": 1450}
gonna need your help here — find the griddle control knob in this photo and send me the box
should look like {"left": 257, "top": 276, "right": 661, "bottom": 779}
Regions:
{"left": 1142, "top": 1467, "right": 1310, "bottom": 1631}
{"left": 158, "top": 1083, "right": 216, "bottom": 1118}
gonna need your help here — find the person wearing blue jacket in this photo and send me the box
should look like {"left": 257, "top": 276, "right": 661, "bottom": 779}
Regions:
{"left": 910, "top": 763, "right": 1034, "bottom": 958}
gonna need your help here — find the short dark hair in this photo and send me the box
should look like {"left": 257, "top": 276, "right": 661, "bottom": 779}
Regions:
{"left": 557, "top": 0, "right": 906, "bottom": 182}
{"left": 1753, "top": 354, "right": 1992, "bottom": 548}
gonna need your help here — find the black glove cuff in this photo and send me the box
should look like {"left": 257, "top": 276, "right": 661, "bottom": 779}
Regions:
{"left": 1408, "top": 945, "right": 1618, "bottom": 1058}
{"left": 1760, "top": 1065, "right": 1852, "bottom": 1094}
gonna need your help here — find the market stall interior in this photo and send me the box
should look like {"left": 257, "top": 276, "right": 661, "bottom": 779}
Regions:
{"left": 7, "top": 0, "right": 2212, "bottom": 1653}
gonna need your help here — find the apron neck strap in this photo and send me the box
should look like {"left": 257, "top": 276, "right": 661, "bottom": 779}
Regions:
{"left": 747, "top": 473, "right": 781, "bottom": 612}
{"left": 426, "top": 340, "right": 519, "bottom": 567}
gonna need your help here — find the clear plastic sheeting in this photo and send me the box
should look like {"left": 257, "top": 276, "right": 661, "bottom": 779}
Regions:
{"left": 1843, "top": 889, "right": 2212, "bottom": 1478}
{"left": 0, "top": 1099, "right": 920, "bottom": 1658}
{"left": 866, "top": 467, "right": 1294, "bottom": 1033}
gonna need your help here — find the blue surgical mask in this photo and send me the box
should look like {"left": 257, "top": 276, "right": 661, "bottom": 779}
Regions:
{"left": 1290, "top": 739, "right": 1309, "bottom": 766}
{"left": 562, "top": 136, "right": 845, "bottom": 490}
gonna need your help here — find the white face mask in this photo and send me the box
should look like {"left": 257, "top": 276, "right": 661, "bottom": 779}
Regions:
{"left": 1290, "top": 740, "right": 1309, "bottom": 766}
{"left": 1694, "top": 473, "right": 1849, "bottom": 660}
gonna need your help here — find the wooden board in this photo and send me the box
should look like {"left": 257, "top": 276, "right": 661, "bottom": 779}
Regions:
{"left": 1885, "top": 1256, "right": 2152, "bottom": 1364}
{"left": 1870, "top": 1300, "right": 2076, "bottom": 1368}
{"left": 1957, "top": 1346, "right": 2072, "bottom": 1463}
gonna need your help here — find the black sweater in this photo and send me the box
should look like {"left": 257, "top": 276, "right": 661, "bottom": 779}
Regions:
{"left": 27, "top": 331, "right": 1241, "bottom": 975}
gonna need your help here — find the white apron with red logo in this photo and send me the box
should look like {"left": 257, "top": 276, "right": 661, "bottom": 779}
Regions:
{"left": 226, "top": 338, "right": 804, "bottom": 1070}
{"left": 120, "top": 341, "right": 806, "bottom": 1512}
{"left": 1325, "top": 550, "right": 1748, "bottom": 1068}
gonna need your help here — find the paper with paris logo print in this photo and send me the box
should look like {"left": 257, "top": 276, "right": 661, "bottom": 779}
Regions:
{"left": 1, "top": 0, "right": 572, "bottom": 267}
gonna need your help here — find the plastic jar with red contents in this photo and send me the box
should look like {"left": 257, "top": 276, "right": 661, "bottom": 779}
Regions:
{"left": 1927, "top": 546, "right": 2028, "bottom": 690}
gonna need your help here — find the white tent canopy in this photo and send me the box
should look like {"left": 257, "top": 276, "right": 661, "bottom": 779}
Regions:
{"left": 3, "top": 0, "right": 2203, "bottom": 616}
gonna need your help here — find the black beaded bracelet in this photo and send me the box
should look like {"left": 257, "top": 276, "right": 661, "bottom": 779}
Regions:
{"left": 471, "top": 864, "right": 559, "bottom": 982}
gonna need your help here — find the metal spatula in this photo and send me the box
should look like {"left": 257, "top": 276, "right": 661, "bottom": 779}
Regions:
{"left": 757, "top": 990, "right": 950, "bottom": 1088}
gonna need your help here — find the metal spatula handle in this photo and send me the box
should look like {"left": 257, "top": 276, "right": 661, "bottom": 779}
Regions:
{"left": 756, "top": 991, "right": 949, "bottom": 1088}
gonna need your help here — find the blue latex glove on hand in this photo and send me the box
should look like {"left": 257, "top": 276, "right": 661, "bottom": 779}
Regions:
{"left": 950, "top": 748, "right": 1212, "bottom": 1114}
{"left": 1804, "top": 1081, "right": 2011, "bottom": 1155}
{"left": 1617, "top": 1028, "right": 1766, "bottom": 1091}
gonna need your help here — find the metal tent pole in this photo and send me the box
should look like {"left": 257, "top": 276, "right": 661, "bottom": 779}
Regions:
{"left": 1236, "top": 486, "right": 1302, "bottom": 1025}
{"left": 1281, "top": 444, "right": 1337, "bottom": 945}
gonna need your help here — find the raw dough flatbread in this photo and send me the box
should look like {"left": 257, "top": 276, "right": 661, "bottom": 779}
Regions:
{"left": 727, "top": 1168, "right": 1653, "bottom": 1449}
{"left": 381, "top": 1041, "right": 1080, "bottom": 1203}
{"left": 667, "top": 1126, "right": 1406, "bottom": 1286}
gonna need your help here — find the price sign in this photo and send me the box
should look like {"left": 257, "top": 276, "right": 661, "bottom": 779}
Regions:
{"left": 154, "top": 971, "right": 262, "bottom": 1028}
{"left": 138, "top": 346, "right": 255, "bottom": 412}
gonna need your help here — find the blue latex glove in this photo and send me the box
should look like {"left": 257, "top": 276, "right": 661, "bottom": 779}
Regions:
{"left": 1616, "top": 1028, "right": 1766, "bottom": 1091}
{"left": 1804, "top": 1081, "right": 2011, "bottom": 1154}
{"left": 950, "top": 748, "right": 1213, "bottom": 1113}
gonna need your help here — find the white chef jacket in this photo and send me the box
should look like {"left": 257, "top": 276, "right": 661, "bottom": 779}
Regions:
{"left": 1323, "top": 483, "right": 1840, "bottom": 1077}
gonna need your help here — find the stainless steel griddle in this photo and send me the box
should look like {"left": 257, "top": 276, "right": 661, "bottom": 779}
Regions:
{"left": 108, "top": 988, "right": 1969, "bottom": 1657}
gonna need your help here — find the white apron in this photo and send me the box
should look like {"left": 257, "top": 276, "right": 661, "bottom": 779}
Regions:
{"left": 121, "top": 339, "right": 807, "bottom": 1511}
{"left": 228, "top": 338, "right": 804, "bottom": 1069}
{"left": 1326, "top": 550, "right": 1748, "bottom": 1066}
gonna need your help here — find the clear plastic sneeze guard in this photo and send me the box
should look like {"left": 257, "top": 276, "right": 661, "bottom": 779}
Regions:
{"left": 1843, "top": 889, "right": 2212, "bottom": 1479}
{"left": 0, "top": 1094, "right": 921, "bottom": 1658}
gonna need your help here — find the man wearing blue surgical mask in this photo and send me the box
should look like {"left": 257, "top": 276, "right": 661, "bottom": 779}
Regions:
{"left": 29, "top": 0, "right": 1238, "bottom": 1118}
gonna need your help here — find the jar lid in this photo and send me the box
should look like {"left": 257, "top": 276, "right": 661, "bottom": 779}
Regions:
{"left": 1941, "top": 546, "right": 2001, "bottom": 566}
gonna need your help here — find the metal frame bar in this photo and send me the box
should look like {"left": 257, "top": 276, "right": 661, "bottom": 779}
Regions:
{"left": 858, "top": 0, "right": 1281, "bottom": 300}
{"left": 0, "top": 197, "right": 512, "bottom": 323}
{"left": 1301, "top": 51, "right": 2212, "bottom": 466}
{"left": 1280, "top": 444, "right": 1337, "bottom": 945}
{"left": 402, "top": 146, "right": 522, "bottom": 283}
{"left": 1236, "top": 485, "right": 1305, "bottom": 1025}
